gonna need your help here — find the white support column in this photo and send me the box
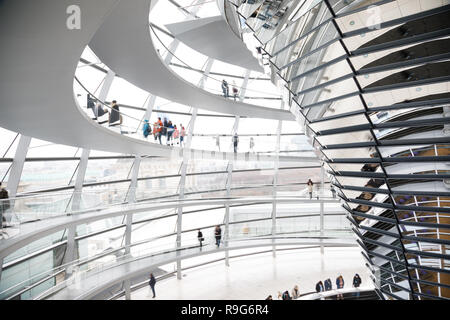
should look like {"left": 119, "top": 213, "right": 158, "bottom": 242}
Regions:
{"left": 70, "top": 148, "right": 90, "bottom": 212}
{"left": 272, "top": 100, "right": 284, "bottom": 257}
{"left": 320, "top": 165, "right": 325, "bottom": 254}
{"left": 98, "top": 69, "right": 115, "bottom": 103}
{"left": 176, "top": 58, "right": 214, "bottom": 280}
{"left": 63, "top": 225, "right": 77, "bottom": 279}
{"left": 126, "top": 156, "right": 141, "bottom": 204}
{"left": 224, "top": 70, "right": 249, "bottom": 265}
{"left": 6, "top": 135, "right": 31, "bottom": 198}
{"left": 224, "top": 116, "right": 239, "bottom": 266}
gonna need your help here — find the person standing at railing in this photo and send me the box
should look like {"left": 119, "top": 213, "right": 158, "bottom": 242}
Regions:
{"left": 336, "top": 275, "right": 344, "bottom": 300}
{"left": 324, "top": 278, "right": 332, "bottom": 291}
{"left": 162, "top": 117, "right": 168, "bottom": 141}
{"left": 214, "top": 225, "right": 222, "bottom": 247}
{"left": 222, "top": 79, "right": 229, "bottom": 98}
{"left": 292, "top": 285, "right": 300, "bottom": 299}
{"left": 149, "top": 273, "right": 156, "bottom": 298}
{"left": 215, "top": 135, "right": 221, "bottom": 152}
{"left": 315, "top": 281, "right": 324, "bottom": 293}
{"left": 109, "top": 100, "right": 121, "bottom": 126}
{"left": 153, "top": 118, "right": 163, "bottom": 144}
{"left": 0, "top": 182, "right": 11, "bottom": 232}
{"left": 197, "top": 229, "right": 204, "bottom": 248}
{"left": 232, "top": 81, "right": 239, "bottom": 101}
{"left": 330, "top": 185, "right": 336, "bottom": 198}
{"left": 282, "top": 290, "right": 292, "bottom": 300}
{"left": 352, "top": 273, "right": 362, "bottom": 298}
{"left": 87, "top": 94, "right": 96, "bottom": 119}
{"left": 180, "top": 124, "right": 186, "bottom": 147}
{"left": 166, "top": 121, "right": 174, "bottom": 146}
{"left": 307, "top": 179, "right": 314, "bottom": 199}
{"left": 232, "top": 133, "right": 239, "bottom": 153}
{"left": 173, "top": 125, "right": 179, "bottom": 145}
{"left": 143, "top": 119, "right": 151, "bottom": 139}
{"left": 249, "top": 137, "right": 255, "bottom": 153}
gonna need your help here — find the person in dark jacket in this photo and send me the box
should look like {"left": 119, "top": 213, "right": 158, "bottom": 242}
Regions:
{"left": 353, "top": 273, "right": 362, "bottom": 298}
{"left": 315, "top": 281, "right": 324, "bottom": 293}
{"left": 149, "top": 273, "right": 156, "bottom": 298}
{"left": 232, "top": 133, "right": 239, "bottom": 153}
{"left": 197, "top": 229, "right": 204, "bottom": 248}
{"left": 307, "top": 179, "right": 314, "bottom": 199}
{"left": 0, "top": 182, "right": 11, "bottom": 231}
{"left": 109, "top": 100, "right": 120, "bottom": 125}
{"left": 166, "top": 121, "right": 174, "bottom": 146}
{"left": 162, "top": 117, "right": 168, "bottom": 139}
{"left": 282, "top": 290, "right": 292, "bottom": 300}
{"left": 336, "top": 275, "right": 344, "bottom": 299}
{"left": 87, "top": 94, "right": 96, "bottom": 119}
{"left": 214, "top": 225, "right": 222, "bottom": 247}
{"left": 324, "top": 278, "right": 332, "bottom": 291}
{"left": 221, "top": 79, "right": 229, "bottom": 97}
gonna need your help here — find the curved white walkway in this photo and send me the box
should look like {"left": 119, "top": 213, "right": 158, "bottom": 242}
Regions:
{"left": 89, "top": 0, "right": 294, "bottom": 121}
{"left": 165, "top": 15, "right": 263, "bottom": 72}
{"left": 44, "top": 239, "right": 357, "bottom": 300}
{"left": 122, "top": 246, "right": 371, "bottom": 300}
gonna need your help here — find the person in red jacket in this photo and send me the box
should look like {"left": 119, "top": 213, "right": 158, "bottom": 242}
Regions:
{"left": 153, "top": 117, "right": 163, "bottom": 144}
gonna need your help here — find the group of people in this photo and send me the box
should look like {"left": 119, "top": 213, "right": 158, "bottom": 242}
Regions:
{"left": 196, "top": 225, "right": 222, "bottom": 248}
{"left": 266, "top": 274, "right": 362, "bottom": 300}
{"left": 143, "top": 117, "right": 186, "bottom": 147}
{"left": 221, "top": 80, "right": 239, "bottom": 101}
{"left": 315, "top": 274, "right": 362, "bottom": 299}
{"left": 87, "top": 94, "right": 122, "bottom": 126}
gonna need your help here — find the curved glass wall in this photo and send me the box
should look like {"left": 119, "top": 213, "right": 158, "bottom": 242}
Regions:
{"left": 240, "top": 0, "right": 450, "bottom": 300}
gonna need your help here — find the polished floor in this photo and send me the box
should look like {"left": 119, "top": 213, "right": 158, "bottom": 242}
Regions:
{"left": 125, "top": 246, "right": 372, "bottom": 300}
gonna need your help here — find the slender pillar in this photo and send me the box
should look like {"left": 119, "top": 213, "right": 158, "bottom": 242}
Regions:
{"left": 122, "top": 156, "right": 141, "bottom": 298}
{"left": 63, "top": 225, "right": 77, "bottom": 279}
{"left": 176, "top": 58, "right": 213, "bottom": 279}
{"left": 126, "top": 156, "right": 141, "bottom": 204}
{"left": 320, "top": 164, "right": 325, "bottom": 254}
{"left": 70, "top": 148, "right": 90, "bottom": 212}
{"left": 272, "top": 100, "right": 284, "bottom": 257}
{"left": 224, "top": 70, "right": 250, "bottom": 265}
{"left": 224, "top": 117, "right": 239, "bottom": 266}
{"left": 6, "top": 135, "right": 31, "bottom": 198}
{"left": 98, "top": 69, "right": 115, "bottom": 103}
